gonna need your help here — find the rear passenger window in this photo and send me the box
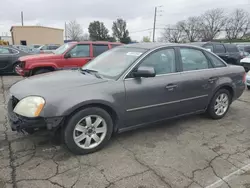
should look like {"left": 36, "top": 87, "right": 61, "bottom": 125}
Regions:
{"left": 180, "top": 48, "right": 211, "bottom": 71}
{"left": 203, "top": 45, "right": 213, "bottom": 52}
{"left": 214, "top": 44, "right": 226, "bottom": 53}
{"left": 226, "top": 45, "right": 239, "bottom": 53}
{"left": 205, "top": 52, "right": 226, "bottom": 67}
{"left": 93, "top": 45, "right": 109, "bottom": 57}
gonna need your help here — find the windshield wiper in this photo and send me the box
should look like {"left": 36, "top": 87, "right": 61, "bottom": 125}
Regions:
{"left": 80, "top": 68, "right": 102, "bottom": 79}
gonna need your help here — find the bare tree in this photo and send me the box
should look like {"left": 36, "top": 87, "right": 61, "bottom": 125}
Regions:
{"left": 200, "top": 9, "right": 226, "bottom": 41}
{"left": 179, "top": 16, "right": 202, "bottom": 42}
{"left": 66, "top": 20, "right": 83, "bottom": 41}
{"left": 79, "top": 33, "right": 89, "bottom": 41}
{"left": 225, "top": 9, "right": 250, "bottom": 39}
{"left": 161, "top": 23, "right": 184, "bottom": 43}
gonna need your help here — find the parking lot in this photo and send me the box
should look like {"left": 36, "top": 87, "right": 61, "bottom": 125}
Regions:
{"left": 0, "top": 76, "right": 250, "bottom": 188}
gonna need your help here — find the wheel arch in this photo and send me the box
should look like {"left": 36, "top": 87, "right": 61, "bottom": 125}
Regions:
{"left": 63, "top": 102, "right": 120, "bottom": 133}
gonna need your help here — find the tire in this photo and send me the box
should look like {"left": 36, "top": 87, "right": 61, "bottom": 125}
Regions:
{"left": 63, "top": 107, "right": 113, "bottom": 155}
{"left": 207, "top": 89, "right": 231, "bottom": 120}
{"left": 247, "top": 86, "right": 250, "bottom": 90}
{"left": 12, "top": 63, "right": 20, "bottom": 74}
{"left": 33, "top": 69, "right": 52, "bottom": 75}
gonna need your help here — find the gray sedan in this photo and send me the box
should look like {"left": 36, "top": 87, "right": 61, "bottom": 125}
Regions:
{"left": 8, "top": 43, "right": 246, "bottom": 154}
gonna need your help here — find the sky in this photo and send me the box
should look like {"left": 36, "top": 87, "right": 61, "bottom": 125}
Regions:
{"left": 1, "top": 0, "right": 250, "bottom": 41}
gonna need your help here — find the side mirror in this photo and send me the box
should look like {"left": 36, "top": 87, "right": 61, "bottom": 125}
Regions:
{"left": 133, "top": 66, "right": 156, "bottom": 78}
{"left": 64, "top": 53, "right": 71, "bottom": 59}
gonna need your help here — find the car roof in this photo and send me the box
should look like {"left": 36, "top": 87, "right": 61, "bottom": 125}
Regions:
{"left": 121, "top": 42, "right": 209, "bottom": 50}
{"left": 68, "top": 41, "right": 122, "bottom": 45}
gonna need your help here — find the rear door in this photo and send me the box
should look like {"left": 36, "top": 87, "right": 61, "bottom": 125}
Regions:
{"left": 213, "top": 44, "right": 229, "bottom": 63}
{"left": 177, "top": 47, "right": 216, "bottom": 114}
{"left": 62, "top": 44, "right": 91, "bottom": 69}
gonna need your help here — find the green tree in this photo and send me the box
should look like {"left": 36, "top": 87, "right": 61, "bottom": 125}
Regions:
{"left": 142, "top": 36, "right": 151, "bottom": 42}
{"left": 88, "top": 21, "right": 109, "bottom": 41}
{"left": 112, "top": 19, "right": 131, "bottom": 44}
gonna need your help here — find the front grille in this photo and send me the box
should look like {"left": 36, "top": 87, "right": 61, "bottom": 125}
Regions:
{"left": 12, "top": 96, "right": 19, "bottom": 109}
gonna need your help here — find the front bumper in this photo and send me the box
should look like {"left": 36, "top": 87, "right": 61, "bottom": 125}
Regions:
{"left": 15, "top": 65, "right": 30, "bottom": 77}
{"left": 7, "top": 97, "right": 64, "bottom": 132}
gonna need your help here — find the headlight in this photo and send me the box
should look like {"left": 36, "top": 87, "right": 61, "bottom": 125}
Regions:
{"left": 14, "top": 96, "right": 45, "bottom": 117}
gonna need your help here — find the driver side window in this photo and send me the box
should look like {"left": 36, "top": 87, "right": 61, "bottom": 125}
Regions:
{"left": 68, "top": 44, "right": 90, "bottom": 58}
{"left": 138, "top": 48, "right": 176, "bottom": 75}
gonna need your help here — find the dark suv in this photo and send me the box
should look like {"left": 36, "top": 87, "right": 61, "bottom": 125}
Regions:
{"left": 191, "top": 42, "right": 241, "bottom": 65}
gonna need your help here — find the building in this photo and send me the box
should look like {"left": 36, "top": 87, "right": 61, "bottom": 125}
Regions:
{"left": 10, "top": 26, "right": 64, "bottom": 45}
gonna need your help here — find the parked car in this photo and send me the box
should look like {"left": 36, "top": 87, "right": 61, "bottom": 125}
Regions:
{"left": 240, "top": 56, "right": 250, "bottom": 72}
{"left": 237, "top": 44, "right": 250, "bottom": 54}
{"left": 38, "top": 44, "right": 61, "bottom": 54}
{"left": 8, "top": 43, "right": 246, "bottom": 154}
{"left": 15, "top": 41, "right": 122, "bottom": 76}
{"left": 11, "top": 45, "right": 38, "bottom": 54}
{"left": 29, "top": 44, "right": 42, "bottom": 49}
{"left": 246, "top": 71, "right": 250, "bottom": 90}
{"left": 0, "top": 46, "right": 30, "bottom": 74}
{"left": 190, "top": 42, "right": 241, "bottom": 65}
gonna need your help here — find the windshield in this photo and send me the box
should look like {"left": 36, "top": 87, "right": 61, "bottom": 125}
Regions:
{"left": 82, "top": 47, "right": 147, "bottom": 79}
{"left": 53, "top": 43, "right": 73, "bottom": 55}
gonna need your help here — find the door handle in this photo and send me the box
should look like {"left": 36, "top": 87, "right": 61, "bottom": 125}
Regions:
{"left": 208, "top": 77, "right": 218, "bottom": 83}
{"left": 165, "top": 84, "right": 178, "bottom": 91}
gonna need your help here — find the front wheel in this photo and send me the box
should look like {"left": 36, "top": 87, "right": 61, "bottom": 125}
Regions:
{"left": 207, "top": 89, "right": 231, "bottom": 119}
{"left": 63, "top": 107, "right": 113, "bottom": 155}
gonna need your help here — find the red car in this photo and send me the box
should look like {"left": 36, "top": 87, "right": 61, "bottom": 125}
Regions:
{"left": 16, "top": 41, "right": 122, "bottom": 76}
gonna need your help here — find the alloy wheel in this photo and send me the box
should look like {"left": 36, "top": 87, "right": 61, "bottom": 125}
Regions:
{"left": 73, "top": 115, "right": 107, "bottom": 149}
{"left": 214, "top": 93, "right": 229, "bottom": 116}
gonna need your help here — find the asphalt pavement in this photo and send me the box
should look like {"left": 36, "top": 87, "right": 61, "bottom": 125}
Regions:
{"left": 1, "top": 76, "right": 250, "bottom": 188}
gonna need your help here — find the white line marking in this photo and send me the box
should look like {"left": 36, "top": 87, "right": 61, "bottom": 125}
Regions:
{"left": 205, "top": 163, "right": 250, "bottom": 188}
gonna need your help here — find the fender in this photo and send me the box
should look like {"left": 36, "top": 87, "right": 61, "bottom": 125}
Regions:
{"left": 61, "top": 99, "right": 123, "bottom": 120}
{"left": 27, "top": 62, "right": 58, "bottom": 70}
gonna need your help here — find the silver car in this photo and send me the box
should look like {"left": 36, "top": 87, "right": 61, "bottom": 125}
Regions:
{"left": 8, "top": 43, "right": 246, "bottom": 154}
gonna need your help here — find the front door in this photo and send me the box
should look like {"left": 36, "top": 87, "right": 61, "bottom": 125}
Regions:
{"left": 124, "top": 48, "right": 183, "bottom": 128}
{"left": 63, "top": 44, "right": 92, "bottom": 70}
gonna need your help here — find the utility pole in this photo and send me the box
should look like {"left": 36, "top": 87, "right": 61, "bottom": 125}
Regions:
{"left": 65, "top": 22, "right": 67, "bottom": 40}
{"left": 152, "top": 6, "right": 163, "bottom": 42}
{"left": 21, "top": 11, "right": 24, "bottom": 26}
{"left": 152, "top": 7, "right": 157, "bottom": 42}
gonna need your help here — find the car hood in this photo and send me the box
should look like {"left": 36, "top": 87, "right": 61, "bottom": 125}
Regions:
{"left": 18, "top": 53, "right": 61, "bottom": 61}
{"left": 240, "top": 56, "right": 250, "bottom": 63}
{"left": 10, "top": 70, "right": 107, "bottom": 99}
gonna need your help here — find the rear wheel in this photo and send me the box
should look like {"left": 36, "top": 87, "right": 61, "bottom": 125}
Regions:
{"left": 33, "top": 68, "right": 52, "bottom": 75}
{"left": 63, "top": 107, "right": 113, "bottom": 155}
{"left": 207, "top": 89, "right": 231, "bottom": 119}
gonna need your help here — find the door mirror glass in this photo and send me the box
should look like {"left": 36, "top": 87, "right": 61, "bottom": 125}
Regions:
{"left": 133, "top": 66, "right": 156, "bottom": 78}
{"left": 64, "top": 53, "right": 71, "bottom": 58}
